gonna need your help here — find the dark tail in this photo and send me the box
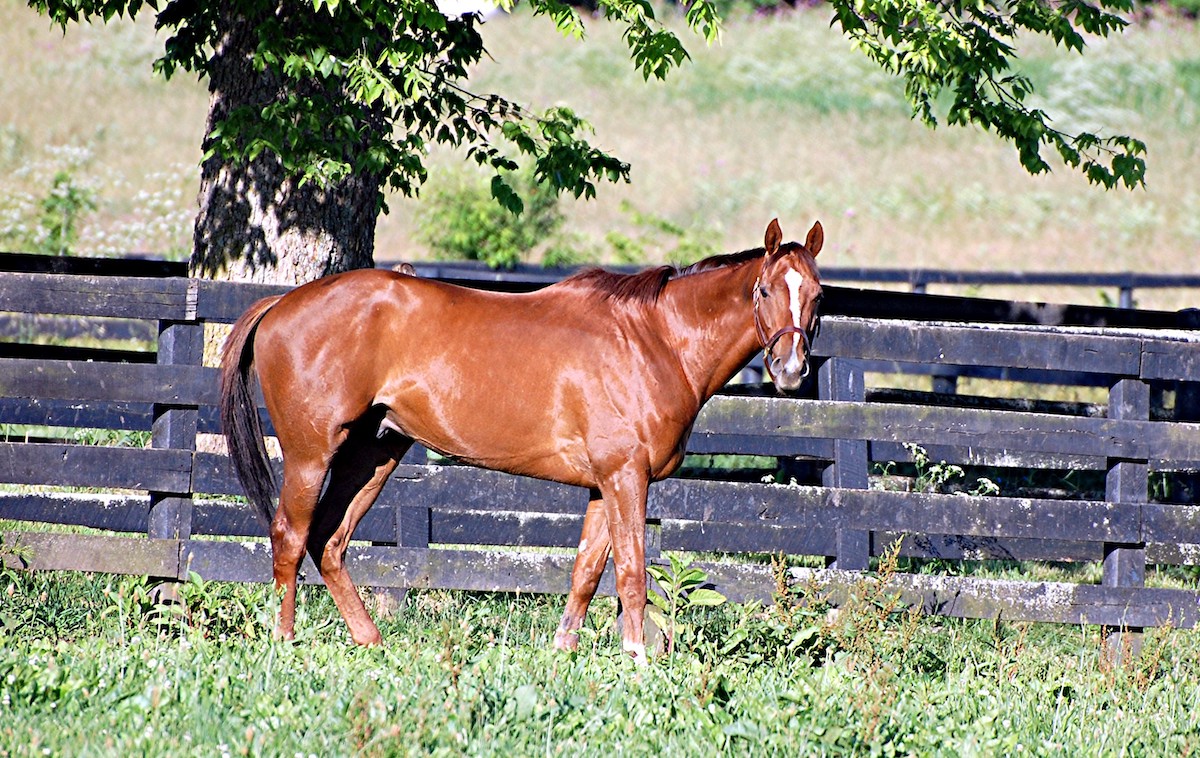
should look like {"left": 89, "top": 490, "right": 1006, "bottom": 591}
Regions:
{"left": 219, "top": 295, "right": 284, "bottom": 526}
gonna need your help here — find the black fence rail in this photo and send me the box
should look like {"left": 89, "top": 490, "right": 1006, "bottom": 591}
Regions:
{"left": 2, "top": 259, "right": 1200, "bottom": 638}
{"left": 398, "top": 259, "right": 1200, "bottom": 309}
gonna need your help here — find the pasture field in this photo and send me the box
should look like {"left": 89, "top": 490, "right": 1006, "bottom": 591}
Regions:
{"left": 3, "top": 559, "right": 1200, "bottom": 756}
{"left": 2, "top": 3, "right": 1199, "bottom": 307}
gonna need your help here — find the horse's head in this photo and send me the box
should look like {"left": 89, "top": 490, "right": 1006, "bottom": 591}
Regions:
{"left": 753, "top": 219, "right": 824, "bottom": 392}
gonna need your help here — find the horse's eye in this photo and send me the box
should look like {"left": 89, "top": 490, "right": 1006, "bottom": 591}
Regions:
{"left": 759, "top": 286, "right": 770, "bottom": 298}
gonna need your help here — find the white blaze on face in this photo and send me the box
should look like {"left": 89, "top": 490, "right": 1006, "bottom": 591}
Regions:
{"left": 783, "top": 269, "right": 806, "bottom": 374}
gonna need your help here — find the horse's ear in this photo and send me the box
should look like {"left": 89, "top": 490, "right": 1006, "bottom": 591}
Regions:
{"left": 805, "top": 220, "right": 824, "bottom": 258}
{"left": 764, "top": 219, "right": 782, "bottom": 256}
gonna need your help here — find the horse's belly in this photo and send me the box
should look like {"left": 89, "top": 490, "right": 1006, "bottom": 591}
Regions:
{"left": 383, "top": 401, "right": 595, "bottom": 487}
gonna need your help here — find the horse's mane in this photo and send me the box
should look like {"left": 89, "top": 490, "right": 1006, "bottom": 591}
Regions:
{"left": 561, "top": 247, "right": 767, "bottom": 305}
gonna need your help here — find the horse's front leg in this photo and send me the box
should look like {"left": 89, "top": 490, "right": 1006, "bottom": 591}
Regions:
{"left": 555, "top": 492, "right": 611, "bottom": 652}
{"left": 598, "top": 467, "right": 650, "bottom": 665}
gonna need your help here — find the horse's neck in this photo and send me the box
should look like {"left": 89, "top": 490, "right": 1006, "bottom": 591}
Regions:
{"left": 659, "top": 261, "right": 762, "bottom": 401}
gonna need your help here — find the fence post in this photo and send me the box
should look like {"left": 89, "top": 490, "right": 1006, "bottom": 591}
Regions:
{"left": 148, "top": 285, "right": 203, "bottom": 589}
{"left": 1119, "top": 286, "right": 1134, "bottom": 309}
{"left": 819, "top": 357, "right": 870, "bottom": 570}
{"left": 1103, "top": 377, "right": 1149, "bottom": 662}
{"left": 395, "top": 496, "right": 431, "bottom": 550}
{"left": 379, "top": 480, "right": 433, "bottom": 607}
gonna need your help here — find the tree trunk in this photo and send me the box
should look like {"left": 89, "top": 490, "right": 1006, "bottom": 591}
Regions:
{"left": 188, "top": 6, "right": 381, "bottom": 285}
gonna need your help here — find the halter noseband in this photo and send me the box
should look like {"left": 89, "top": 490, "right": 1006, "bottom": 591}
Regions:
{"left": 752, "top": 263, "right": 819, "bottom": 383}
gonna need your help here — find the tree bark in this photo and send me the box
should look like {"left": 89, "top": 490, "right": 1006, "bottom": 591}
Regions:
{"left": 189, "top": 6, "right": 381, "bottom": 285}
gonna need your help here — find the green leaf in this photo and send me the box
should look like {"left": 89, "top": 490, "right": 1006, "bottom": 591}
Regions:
{"left": 687, "top": 589, "right": 727, "bottom": 607}
{"left": 646, "top": 605, "right": 669, "bottom": 633}
{"left": 647, "top": 591, "right": 670, "bottom": 613}
{"left": 490, "top": 175, "right": 524, "bottom": 215}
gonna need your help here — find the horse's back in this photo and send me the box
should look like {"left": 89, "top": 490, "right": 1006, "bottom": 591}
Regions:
{"left": 251, "top": 267, "right": 695, "bottom": 485}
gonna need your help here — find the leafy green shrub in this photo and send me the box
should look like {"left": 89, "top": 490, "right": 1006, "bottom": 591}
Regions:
{"left": 37, "top": 170, "right": 96, "bottom": 255}
{"left": 416, "top": 168, "right": 563, "bottom": 269}
{"left": 0, "top": 164, "right": 95, "bottom": 257}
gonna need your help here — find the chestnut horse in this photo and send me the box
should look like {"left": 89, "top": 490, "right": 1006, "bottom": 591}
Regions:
{"left": 220, "top": 219, "right": 824, "bottom": 663}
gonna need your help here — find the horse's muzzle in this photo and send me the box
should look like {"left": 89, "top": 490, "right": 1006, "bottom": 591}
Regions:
{"left": 763, "top": 326, "right": 812, "bottom": 393}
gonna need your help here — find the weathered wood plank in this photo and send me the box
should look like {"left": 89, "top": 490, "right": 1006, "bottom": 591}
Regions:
{"left": 819, "top": 286, "right": 1186, "bottom": 330}
{"left": 696, "top": 396, "right": 1200, "bottom": 464}
{"left": 181, "top": 538, "right": 276, "bottom": 584}
{"left": 686, "top": 432, "right": 833, "bottom": 459}
{"left": 1141, "top": 338, "right": 1200, "bottom": 381}
{"left": 813, "top": 317, "right": 1144, "bottom": 375}
{"left": 0, "top": 442, "right": 192, "bottom": 492}
{"left": 428, "top": 508, "right": 582, "bottom": 548}
{"left": 391, "top": 466, "right": 589, "bottom": 514}
{"left": 0, "top": 492, "right": 151, "bottom": 533}
{"left": 662, "top": 519, "right": 837, "bottom": 557}
{"left": 181, "top": 541, "right": 582, "bottom": 594}
{"left": 0, "top": 397, "right": 155, "bottom": 432}
{"left": 189, "top": 497, "right": 392, "bottom": 541}
{"left": 0, "top": 272, "right": 189, "bottom": 320}
{"left": 791, "top": 567, "right": 1200, "bottom": 628}
{"left": 1143, "top": 504, "right": 1200, "bottom": 547}
{"left": 643, "top": 478, "right": 1140, "bottom": 542}
{"left": 882, "top": 531, "right": 1103, "bottom": 563}
{"left": 194, "top": 279, "right": 291, "bottom": 323}
{"left": 190, "top": 451, "right": 422, "bottom": 498}
{"left": 0, "top": 358, "right": 218, "bottom": 406}
{"left": 1, "top": 531, "right": 180, "bottom": 577}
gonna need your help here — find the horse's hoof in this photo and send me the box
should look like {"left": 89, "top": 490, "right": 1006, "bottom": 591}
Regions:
{"left": 552, "top": 630, "right": 579, "bottom": 652}
{"left": 623, "top": 641, "right": 649, "bottom": 666}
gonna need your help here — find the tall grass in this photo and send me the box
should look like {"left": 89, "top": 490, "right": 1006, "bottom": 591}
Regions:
{"left": 3, "top": 564, "right": 1199, "bottom": 755}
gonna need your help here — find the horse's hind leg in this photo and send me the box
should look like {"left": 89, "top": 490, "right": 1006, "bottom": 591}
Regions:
{"left": 272, "top": 454, "right": 329, "bottom": 641}
{"left": 554, "top": 493, "right": 611, "bottom": 652}
{"left": 308, "top": 426, "right": 410, "bottom": 646}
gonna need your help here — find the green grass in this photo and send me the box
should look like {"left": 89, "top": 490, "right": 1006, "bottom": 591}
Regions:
{"left": 3, "top": 563, "right": 1199, "bottom": 755}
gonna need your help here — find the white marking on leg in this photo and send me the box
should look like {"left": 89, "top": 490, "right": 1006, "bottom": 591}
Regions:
{"left": 623, "top": 639, "right": 648, "bottom": 666}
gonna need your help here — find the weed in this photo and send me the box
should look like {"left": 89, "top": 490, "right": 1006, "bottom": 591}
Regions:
{"left": 36, "top": 170, "right": 96, "bottom": 255}
{"left": 646, "top": 553, "right": 727, "bottom": 656}
{"left": 880, "top": 443, "right": 1004, "bottom": 496}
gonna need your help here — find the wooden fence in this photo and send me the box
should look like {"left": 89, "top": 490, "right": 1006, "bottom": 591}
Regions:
{"left": 2, "top": 255, "right": 1200, "bottom": 638}
{"left": 399, "top": 259, "right": 1200, "bottom": 310}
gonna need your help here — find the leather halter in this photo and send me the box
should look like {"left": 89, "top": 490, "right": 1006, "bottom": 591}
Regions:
{"left": 752, "top": 262, "right": 817, "bottom": 383}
